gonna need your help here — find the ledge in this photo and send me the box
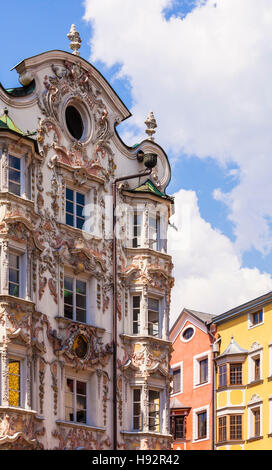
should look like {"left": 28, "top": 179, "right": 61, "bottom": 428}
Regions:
{"left": 0, "top": 295, "right": 35, "bottom": 309}
{"left": 216, "top": 439, "right": 245, "bottom": 446}
{"left": 55, "top": 420, "right": 106, "bottom": 433}
{"left": 120, "top": 333, "right": 171, "bottom": 346}
{"left": 247, "top": 379, "right": 263, "bottom": 387}
{"left": 247, "top": 436, "right": 263, "bottom": 443}
{"left": 54, "top": 316, "right": 105, "bottom": 334}
{"left": 125, "top": 247, "right": 172, "bottom": 261}
{"left": 121, "top": 430, "right": 172, "bottom": 439}
{"left": 0, "top": 406, "right": 37, "bottom": 416}
{"left": 217, "top": 385, "right": 246, "bottom": 392}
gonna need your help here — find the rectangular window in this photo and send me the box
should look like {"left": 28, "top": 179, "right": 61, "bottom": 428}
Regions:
{"left": 64, "top": 276, "right": 87, "bottom": 322}
{"left": 218, "top": 364, "right": 227, "bottom": 387}
{"left": 197, "top": 411, "right": 207, "bottom": 439}
{"left": 148, "top": 390, "right": 160, "bottom": 432}
{"left": 218, "top": 416, "right": 227, "bottom": 442}
{"left": 148, "top": 297, "right": 159, "bottom": 337}
{"left": 230, "top": 414, "right": 242, "bottom": 440}
{"left": 132, "top": 295, "right": 140, "bottom": 334}
{"left": 8, "top": 155, "right": 21, "bottom": 196}
{"left": 252, "top": 310, "right": 263, "bottom": 325}
{"left": 8, "top": 359, "right": 21, "bottom": 407}
{"left": 133, "top": 389, "right": 142, "bottom": 430}
{"left": 173, "top": 368, "right": 181, "bottom": 394}
{"left": 254, "top": 357, "right": 260, "bottom": 381}
{"left": 230, "top": 363, "right": 242, "bottom": 385}
{"left": 9, "top": 253, "right": 20, "bottom": 297}
{"left": 148, "top": 214, "right": 160, "bottom": 251}
{"left": 132, "top": 211, "right": 142, "bottom": 248}
{"left": 66, "top": 188, "right": 85, "bottom": 230}
{"left": 65, "top": 378, "right": 87, "bottom": 424}
{"left": 253, "top": 408, "right": 260, "bottom": 437}
{"left": 172, "top": 415, "right": 186, "bottom": 440}
{"left": 199, "top": 358, "right": 208, "bottom": 384}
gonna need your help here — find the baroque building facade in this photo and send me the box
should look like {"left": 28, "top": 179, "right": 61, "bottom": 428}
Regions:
{"left": 0, "top": 27, "right": 174, "bottom": 450}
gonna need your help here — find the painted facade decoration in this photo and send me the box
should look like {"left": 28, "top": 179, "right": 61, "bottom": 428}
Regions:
{"left": 0, "top": 27, "right": 174, "bottom": 450}
{"left": 170, "top": 308, "right": 215, "bottom": 450}
{"left": 213, "top": 291, "right": 272, "bottom": 450}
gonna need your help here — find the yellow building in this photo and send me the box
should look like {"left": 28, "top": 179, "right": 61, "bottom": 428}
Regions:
{"left": 212, "top": 291, "right": 272, "bottom": 450}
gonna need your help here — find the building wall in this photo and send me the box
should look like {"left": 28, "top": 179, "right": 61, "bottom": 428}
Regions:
{"left": 170, "top": 313, "right": 214, "bottom": 450}
{"left": 215, "top": 301, "right": 272, "bottom": 450}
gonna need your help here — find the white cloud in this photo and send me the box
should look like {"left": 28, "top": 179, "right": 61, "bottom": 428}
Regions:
{"left": 168, "top": 189, "right": 272, "bottom": 325}
{"left": 83, "top": 0, "right": 272, "bottom": 255}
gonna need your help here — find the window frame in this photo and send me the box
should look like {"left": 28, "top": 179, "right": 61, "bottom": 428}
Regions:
{"left": 63, "top": 275, "right": 88, "bottom": 323}
{"left": 64, "top": 376, "right": 88, "bottom": 425}
{"left": 147, "top": 296, "right": 160, "bottom": 338}
{"left": 132, "top": 387, "right": 142, "bottom": 431}
{"left": 248, "top": 308, "right": 264, "bottom": 329}
{"left": 148, "top": 389, "right": 161, "bottom": 433}
{"left": 193, "top": 350, "right": 211, "bottom": 388}
{"left": 171, "top": 361, "right": 183, "bottom": 396}
{"left": 132, "top": 294, "right": 141, "bottom": 335}
{"left": 171, "top": 414, "right": 186, "bottom": 440}
{"left": 65, "top": 187, "right": 86, "bottom": 230}
{"left": 193, "top": 405, "right": 209, "bottom": 442}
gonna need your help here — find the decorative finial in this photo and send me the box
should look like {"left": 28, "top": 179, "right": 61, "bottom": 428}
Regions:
{"left": 67, "top": 24, "right": 82, "bottom": 56}
{"left": 144, "top": 111, "right": 157, "bottom": 141}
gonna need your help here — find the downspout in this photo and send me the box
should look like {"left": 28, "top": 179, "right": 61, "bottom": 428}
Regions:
{"left": 207, "top": 324, "right": 220, "bottom": 451}
{"left": 112, "top": 167, "right": 152, "bottom": 450}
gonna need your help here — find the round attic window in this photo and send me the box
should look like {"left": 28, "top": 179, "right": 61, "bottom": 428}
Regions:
{"left": 65, "top": 105, "right": 84, "bottom": 140}
{"left": 181, "top": 326, "right": 195, "bottom": 342}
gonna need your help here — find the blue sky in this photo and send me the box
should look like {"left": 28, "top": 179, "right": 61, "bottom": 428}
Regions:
{"left": 2, "top": 0, "right": 272, "bottom": 322}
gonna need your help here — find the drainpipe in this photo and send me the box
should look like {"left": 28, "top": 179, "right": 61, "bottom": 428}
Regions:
{"left": 207, "top": 324, "right": 220, "bottom": 451}
{"left": 112, "top": 165, "right": 154, "bottom": 450}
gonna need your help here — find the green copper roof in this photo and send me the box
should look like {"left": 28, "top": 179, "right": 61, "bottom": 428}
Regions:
{"left": 0, "top": 108, "right": 23, "bottom": 134}
{"left": 126, "top": 179, "right": 174, "bottom": 201}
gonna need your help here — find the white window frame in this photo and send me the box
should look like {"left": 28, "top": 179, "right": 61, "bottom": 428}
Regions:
{"left": 171, "top": 361, "right": 183, "bottom": 396}
{"left": 131, "top": 294, "right": 141, "bottom": 335}
{"left": 192, "top": 405, "right": 209, "bottom": 443}
{"left": 64, "top": 375, "right": 88, "bottom": 425}
{"left": 248, "top": 347, "right": 263, "bottom": 384}
{"left": 180, "top": 324, "right": 196, "bottom": 343}
{"left": 131, "top": 209, "right": 143, "bottom": 248}
{"left": 8, "top": 249, "right": 27, "bottom": 299}
{"left": 148, "top": 296, "right": 161, "bottom": 338}
{"left": 132, "top": 387, "right": 143, "bottom": 431}
{"left": 65, "top": 186, "right": 86, "bottom": 230}
{"left": 148, "top": 388, "right": 161, "bottom": 433}
{"left": 63, "top": 274, "right": 90, "bottom": 323}
{"left": 248, "top": 401, "right": 262, "bottom": 440}
{"left": 7, "top": 153, "right": 27, "bottom": 198}
{"left": 248, "top": 308, "right": 264, "bottom": 329}
{"left": 193, "top": 350, "right": 211, "bottom": 388}
{"left": 7, "top": 353, "right": 27, "bottom": 409}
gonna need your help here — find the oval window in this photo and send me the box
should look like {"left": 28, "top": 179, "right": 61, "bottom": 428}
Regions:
{"left": 182, "top": 327, "right": 194, "bottom": 341}
{"left": 73, "top": 334, "right": 88, "bottom": 359}
{"left": 65, "top": 105, "right": 84, "bottom": 140}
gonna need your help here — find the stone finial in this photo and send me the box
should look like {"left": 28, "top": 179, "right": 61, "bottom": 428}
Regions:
{"left": 144, "top": 111, "right": 157, "bottom": 141}
{"left": 67, "top": 24, "right": 82, "bottom": 56}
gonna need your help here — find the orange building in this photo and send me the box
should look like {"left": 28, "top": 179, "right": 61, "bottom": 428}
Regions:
{"left": 170, "top": 308, "right": 216, "bottom": 450}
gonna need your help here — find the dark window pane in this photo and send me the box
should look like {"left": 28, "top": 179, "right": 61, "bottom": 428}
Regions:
{"left": 9, "top": 155, "right": 21, "bottom": 170}
{"left": 76, "top": 192, "right": 85, "bottom": 205}
{"left": 66, "top": 188, "right": 74, "bottom": 201}
{"left": 66, "top": 201, "right": 74, "bottom": 214}
{"left": 64, "top": 305, "right": 73, "bottom": 319}
{"left": 9, "top": 168, "right": 21, "bottom": 183}
{"left": 76, "top": 309, "right": 86, "bottom": 323}
{"left": 76, "top": 294, "right": 86, "bottom": 309}
{"left": 76, "top": 280, "right": 86, "bottom": 295}
{"left": 8, "top": 181, "right": 21, "bottom": 196}
{"left": 64, "top": 276, "right": 73, "bottom": 291}
{"left": 76, "top": 217, "right": 84, "bottom": 230}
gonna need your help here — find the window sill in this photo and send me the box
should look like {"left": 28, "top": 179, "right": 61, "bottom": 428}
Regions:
{"left": 56, "top": 420, "right": 106, "bottom": 433}
{"left": 247, "top": 379, "right": 263, "bottom": 387}
{"left": 0, "top": 406, "right": 37, "bottom": 415}
{"left": 247, "top": 436, "right": 263, "bottom": 443}
{"left": 120, "top": 333, "right": 171, "bottom": 346}
{"left": 121, "top": 430, "right": 172, "bottom": 439}
{"left": 217, "top": 384, "right": 245, "bottom": 391}
{"left": 55, "top": 316, "right": 105, "bottom": 334}
{"left": 216, "top": 439, "right": 245, "bottom": 445}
